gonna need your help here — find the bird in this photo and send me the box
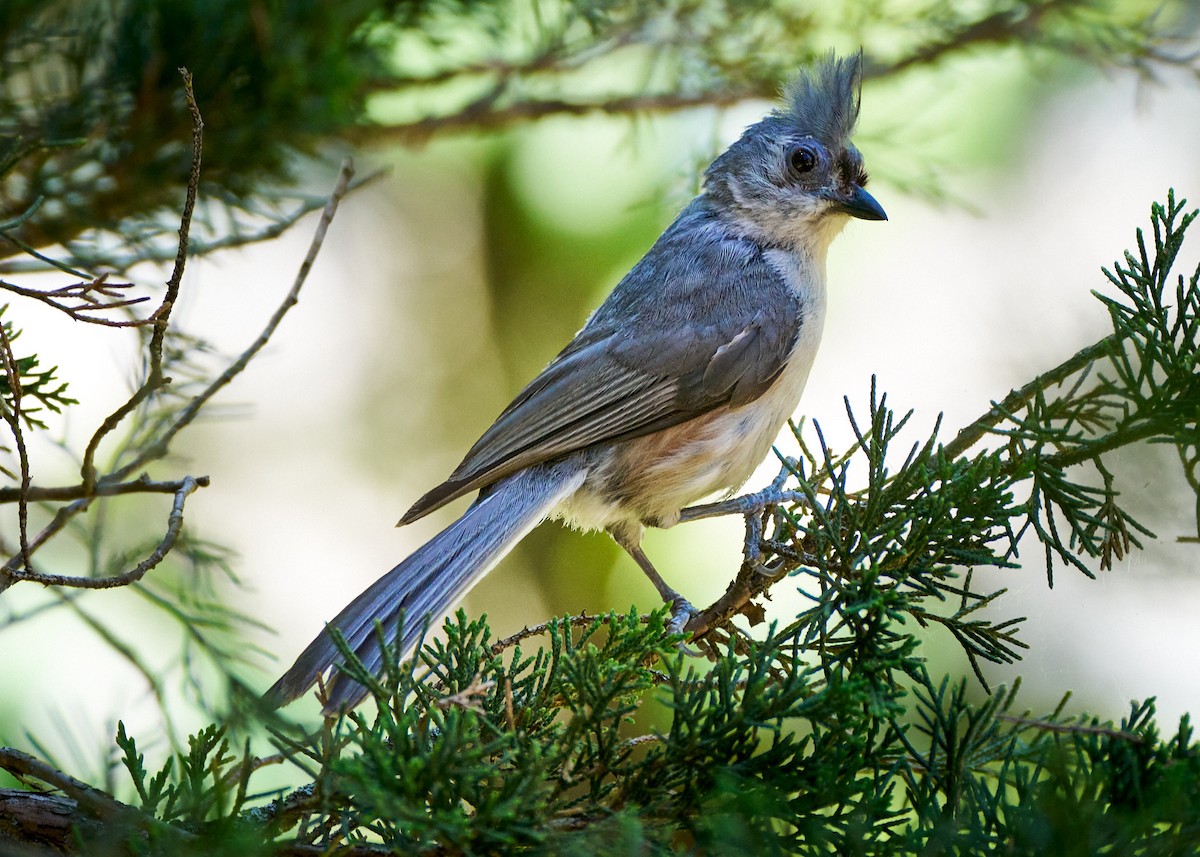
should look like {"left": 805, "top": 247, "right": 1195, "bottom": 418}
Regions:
{"left": 267, "top": 53, "right": 886, "bottom": 712}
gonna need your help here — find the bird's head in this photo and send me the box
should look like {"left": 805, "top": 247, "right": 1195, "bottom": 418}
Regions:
{"left": 704, "top": 53, "right": 886, "bottom": 254}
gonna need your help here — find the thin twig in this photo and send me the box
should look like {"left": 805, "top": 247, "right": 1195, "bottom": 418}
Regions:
{"left": 489, "top": 611, "right": 656, "bottom": 655}
{"left": 998, "top": 713, "right": 1144, "bottom": 743}
{"left": 435, "top": 677, "right": 495, "bottom": 711}
{"left": 0, "top": 474, "right": 209, "bottom": 504}
{"left": 870, "top": 4, "right": 1050, "bottom": 78}
{"left": 942, "top": 335, "right": 1119, "bottom": 459}
{"left": 109, "top": 157, "right": 356, "bottom": 482}
{"left": 0, "top": 316, "right": 32, "bottom": 576}
{"left": 80, "top": 68, "right": 204, "bottom": 493}
{"left": 622, "top": 734, "right": 662, "bottom": 750}
{"left": 0, "top": 158, "right": 351, "bottom": 581}
{"left": 0, "top": 274, "right": 152, "bottom": 326}
{"left": 3, "top": 476, "right": 203, "bottom": 588}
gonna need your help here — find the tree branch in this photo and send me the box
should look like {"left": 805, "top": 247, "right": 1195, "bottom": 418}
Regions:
{"left": 998, "top": 713, "right": 1144, "bottom": 742}
{"left": 80, "top": 68, "right": 203, "bottom": 494}
{"left": 0, "top": 275, "right": 151, "bottom": 326}
{"left": 0, "top": 788, "right": 105, "bottom": 853}
{"left": 0, "top": 749, "right": 143, "bottom": 825}
{"left": 0, "top": 315, "right": 33, "bottom": 575}
{"left": 942, "top": 334, "right": 1119, "bottom": 460}
{"left": 109, "top": 157, "right": 356, "bottom": 482}
{"left": 0, "top": 475, "right": 208, "bottom": 504}
{"left": 3, "top": 476, "right": 203, "bottom": 589}
{"left": 361, "top": 1, "right": 1196, "bottom": 146}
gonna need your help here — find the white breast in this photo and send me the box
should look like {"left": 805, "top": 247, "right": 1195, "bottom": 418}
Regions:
{"left": 702, "top": 247, "right": 827, "bottom": 495}
{"left": 559, "top": 246, "right": 829, "bottom": 533}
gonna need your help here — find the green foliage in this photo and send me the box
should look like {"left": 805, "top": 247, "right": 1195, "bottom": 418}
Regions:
{"left": 0, "top": 307, "right": 77, "bottom": 431}
{"left": 114, "top": 721, "right": 268, "bottom": 854}
{"left": 86, "top": 615, "right": 1200, "bottom": 855}
{"left": 1, "top": 0, "right": 394, "bottom": 262}
{"left": 976, "top": 192, "right": 1200, "bottom": 578}
{"left": 759, "top": 193, "right": 1200, "bottom": 701}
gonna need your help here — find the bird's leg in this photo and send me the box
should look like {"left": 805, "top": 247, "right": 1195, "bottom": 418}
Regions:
{"left": 676, "top": 459, "right": 806, "bottom": 525}
{"left": 677, "top": 459, "right": 805, "bottom": 574}
{"left": 607, "top": 524, "right": 697, "bottom": 636}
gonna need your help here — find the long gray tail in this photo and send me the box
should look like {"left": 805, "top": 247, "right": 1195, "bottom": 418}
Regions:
{"left": 265, "top": 459, "right": 586, "bottom": 712}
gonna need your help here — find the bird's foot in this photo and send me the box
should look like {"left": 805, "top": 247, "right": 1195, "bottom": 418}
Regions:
{"left": 667, "top": 595, "right": 698, "bottom": 636}
{"left": 677, "top": 459, "right": 806, "bottom": 525}
{"left": 666, "top": 596, "right": 705, "bottom": 656}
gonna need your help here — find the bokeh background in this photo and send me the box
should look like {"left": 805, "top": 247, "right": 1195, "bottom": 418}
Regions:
{"left": 2, "top": 2, "right": 1198, "bottom": 781}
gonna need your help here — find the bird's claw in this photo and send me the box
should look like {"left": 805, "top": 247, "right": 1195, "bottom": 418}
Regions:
{"left": 667, "top": 596, "right": 697, "bottom": 635}
{"left": 666, "top": 597, "right": 704, "bottom": 656}
{"left": 752, "top": 555, "right": 790, "bottom": 578}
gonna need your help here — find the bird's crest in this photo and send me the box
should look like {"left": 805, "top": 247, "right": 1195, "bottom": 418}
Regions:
{"left": 778, "top": 52, "right": 862, "bottom": 144}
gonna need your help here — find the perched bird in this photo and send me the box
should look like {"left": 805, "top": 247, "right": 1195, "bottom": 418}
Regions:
{"left": 268, "top": 53, "right": 886, "bottom": 712}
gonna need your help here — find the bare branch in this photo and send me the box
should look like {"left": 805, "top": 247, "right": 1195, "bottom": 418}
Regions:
{"left": 0, "top": 317, "right": 32, "bottom": 575}
{"left": 0, "top": 138, "right": 351, "bottom": 600}
{"left": 0, "top": 788, "right": 106, "bottom": 851}
{"left": 80, "top": 68, "right": 204, "bottom": 493}
{"left": 0, "top": 474, "right": 209, "bottom": 504}
{"left": 0, "top": 274, "right": 152, "bottom": 326}
{"left": 110, "top": 157, "right": 356, "bottom": 481}
{"left": 0, "top": 748, "right": 144, "bottom": 825}
{"left": 3, "top": 476, "right": 203, "bottom": 588}
{"left": 0, "top": 750, "right": 195, "bottom": 850}
{"left": 998, "top": 713, "right": 1144, "bottom": 742}
{"left": 488, "top": 611, "right": 655, "bottom": 655}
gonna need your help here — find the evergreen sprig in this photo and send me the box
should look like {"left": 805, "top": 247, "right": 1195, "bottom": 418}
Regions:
{"left": 83, "top": 608, "right": 1198, "bottom": 855}
{"left": 0, "top": 309, "right": 77, "bottom": 433}
{"left": 735, "top": 193, "right": 1200, "bottom": 691}
{"left": 0, "top": 1, "right": 1195, "bottom": 843}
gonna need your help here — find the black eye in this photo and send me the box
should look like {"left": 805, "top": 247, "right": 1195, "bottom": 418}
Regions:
{"left": 788, "top": 146, "right": 817, "bottom": 176}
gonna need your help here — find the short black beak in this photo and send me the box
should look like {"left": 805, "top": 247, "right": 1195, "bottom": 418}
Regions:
{"left": 833, "top": 185, "right": 887, "bottom": 221}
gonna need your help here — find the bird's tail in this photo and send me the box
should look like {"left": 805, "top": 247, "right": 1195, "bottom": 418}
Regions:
{"left": 265, "top": 459, "right": 586, "bottom": 712}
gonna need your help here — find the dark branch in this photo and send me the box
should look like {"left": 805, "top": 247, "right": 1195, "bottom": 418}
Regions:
{"left": 3, "top": 476, "right": 204, "bottom": 589}
{"left": 0, "top": 317, "right": 33, "bottom": 576}
{"left": 80, "top": 68, "right": 204, "bottom": 493}
{"left": 0, "top": 748, "right": 144, "bottom": 825}
{"left": 0, "top": 274, "right": 152, "bottom": 326}
{"left": 0, "top": 475, "right": 208, "bottom": 504}
{"left": 110, "top": 158, "right": 356, "bottom": 481}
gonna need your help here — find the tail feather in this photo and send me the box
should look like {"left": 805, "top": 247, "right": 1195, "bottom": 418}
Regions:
{"left": 265, "top": 460, "right": 586, "bottom": 712}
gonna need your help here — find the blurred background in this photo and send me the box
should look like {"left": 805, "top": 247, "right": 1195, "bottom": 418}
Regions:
{"left": 1, "top": 0, "right": 1198, "bottom": 780}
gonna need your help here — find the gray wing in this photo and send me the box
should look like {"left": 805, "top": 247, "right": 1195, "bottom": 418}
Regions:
{"left": 401, "top": 227, "right": 803, "bottom": 524}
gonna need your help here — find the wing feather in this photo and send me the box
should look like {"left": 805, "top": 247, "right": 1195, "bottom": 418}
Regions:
{"left": 401, "top": 205, "right": 805, "bottom": 524}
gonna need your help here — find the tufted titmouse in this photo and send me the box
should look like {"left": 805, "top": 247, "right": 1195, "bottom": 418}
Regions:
{"left": 268, "top": 53, "right": 885, "bottom": 711}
